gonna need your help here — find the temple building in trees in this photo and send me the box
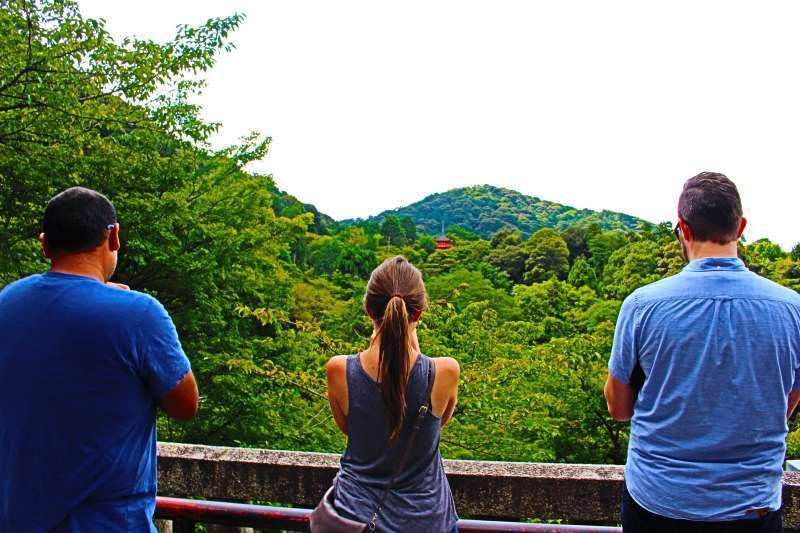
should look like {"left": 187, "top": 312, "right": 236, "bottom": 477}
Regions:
{"left": 435, "top": 234, "right": 453, "bottom": 250}
{"left": 435, "top": 220, "right": 453, "bottom": 249}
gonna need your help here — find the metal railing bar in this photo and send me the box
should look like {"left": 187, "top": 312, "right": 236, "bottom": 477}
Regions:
{"left": 155, "top": 497, "right": 621, "bottom": 532}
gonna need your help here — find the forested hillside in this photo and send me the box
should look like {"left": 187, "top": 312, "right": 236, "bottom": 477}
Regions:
{"left": 267, "top": 181, "right": 336, "bottom": 235}
{"left": 2, "top": 1, "right": 800, "bottom": 465}
{"left": 346, "top": 185, "right": 649, "bottom": 239}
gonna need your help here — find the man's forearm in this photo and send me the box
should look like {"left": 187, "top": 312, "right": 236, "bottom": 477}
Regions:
{"left": 604, "top": 373, "right": 635, "bottom": 421}
{"left": 788, "top": 390, "right": 800, "bottom": 420}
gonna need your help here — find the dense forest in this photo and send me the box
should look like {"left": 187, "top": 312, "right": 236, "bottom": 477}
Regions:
{"left": 344, "top": 184, "right": 647, "bottom": 239}
{"left": 2, "top": 1, "right": 800, "bottom": 466}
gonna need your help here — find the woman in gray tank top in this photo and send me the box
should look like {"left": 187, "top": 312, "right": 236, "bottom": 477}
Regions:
{"left": 326, "top": 255, "right": 460, "bottom": 532}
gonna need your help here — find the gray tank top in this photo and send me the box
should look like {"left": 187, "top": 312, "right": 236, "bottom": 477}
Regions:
{"left": 333, "top": 353, "right": 458, "bottom": 532}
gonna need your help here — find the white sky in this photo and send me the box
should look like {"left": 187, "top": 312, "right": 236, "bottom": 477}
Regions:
{"left": 80, "top": 1, "right": 799, "bottom": 249}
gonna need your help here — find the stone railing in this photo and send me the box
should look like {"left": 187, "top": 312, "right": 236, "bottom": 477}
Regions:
{"left": 157, "top": 442, "right": 800, "bottom": 530}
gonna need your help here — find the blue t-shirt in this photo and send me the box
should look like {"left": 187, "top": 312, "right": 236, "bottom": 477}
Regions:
{"left": 0, "top": 272, "right": 191, "bottom": 532}
{"left": 609, "top": 257, "right": 800, "bottom": 521}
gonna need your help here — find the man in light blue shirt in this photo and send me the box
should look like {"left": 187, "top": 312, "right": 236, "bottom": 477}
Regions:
{"left": 605, "top": 172, "right": 800, "bottom": 532}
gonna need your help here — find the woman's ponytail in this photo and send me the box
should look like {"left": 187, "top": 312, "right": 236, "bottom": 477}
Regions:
{"left": 378, "top": 295, "right": 412, "bottom": 443}
{"left": 364, "top": 256, "right": 427, "bottom": 444}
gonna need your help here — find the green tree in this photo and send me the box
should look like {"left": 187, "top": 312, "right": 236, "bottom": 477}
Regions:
{"left": 416, "top": 235, "right": 437, "bottom": 256}
{"left": 742, "top": 238, "right": 786, "bottom": 278}
{"left": 586, "top": 230, "right": 629, "bottom": 276}
{"left": 748, "top": 238, "right": 787, "bottom": 262}
{"left": 0, "top": 0, "right": 244, "bottom": 284}
{"left": 490, "top": 228, "right": 522, "bottom": 248}
{"left": 434, "top": 328, "right": 627, "bottom": 463}
{"left": 487, "top": 243, "right": 528, "bottom": 284}
{"left": 0, "top": 1, "right": 345, "bottom": 451}
{"left": 657, "top": 240, "right": 685, "bottom": 278}
{"left": 0, "top": 0, "right": 241, "bottom": 148}
{"left": 653, "top": 221, "right": 677, "bottom": 243}
{"left": 522, "top": 228, "right": 570, "bottom": 283}
{"left": 772, "top": 258, "right": 800, "bottom": 293}
{"left": 381, "top": 215, "right": 406, "bottom": 246}
{"left": 514, "top": 279, "right": 597, "bottom": 341}
{"left": 585, "top": 300, "right": 622, "bottom": 332}
{"left": 426, "top": 268, "right": 519, "bottom": 321}
{"left": 400, "top": 215, "right": 417, "bottom": 243}
{"left": 477, "top": 262, "right": 513, "bottom": 292}
{"left": 307, "top": 236, "right": 341, "bottom": 274}
{"left": 423, "top": 240, "right": 491, "bottom": 276}
{"left": 567, "top": 257, "right": 598, "bottom": 290}
{"left": 446, "top": 225, "right": 480, "bottom": 242}
{"left": 307, "top": 228, "right": 377, "bottom": 277}
{"left": 792, "top": 243, "right": 800, "bottom": 261}
{"left": 561, "top": 223, "right": 601, "bottom": 264}
{"left": 602, "top": 241, "right": 661, "bottom": 300}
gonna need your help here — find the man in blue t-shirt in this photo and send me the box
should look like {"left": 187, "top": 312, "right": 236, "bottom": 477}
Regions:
{"left": 605, "top": 172, "right": 800, "bottom": 532}
{"left": 0, "top": 187, "right": 199, "bottom": 532}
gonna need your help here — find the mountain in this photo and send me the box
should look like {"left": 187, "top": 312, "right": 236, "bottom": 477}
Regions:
{"left": 266, "top": 181, "right": 336, "bottom": 234}
{"left": 345, "top": 185, "right": 651, "bottom": 238}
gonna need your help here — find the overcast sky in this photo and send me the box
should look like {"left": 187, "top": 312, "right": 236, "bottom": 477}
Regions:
{"left": 80, "top": 1, "right": 799, "bottom": 249}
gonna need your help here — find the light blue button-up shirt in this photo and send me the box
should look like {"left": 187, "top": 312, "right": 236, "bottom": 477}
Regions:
{"left": 609, "top": 257, "right": 800, "bottom": 520}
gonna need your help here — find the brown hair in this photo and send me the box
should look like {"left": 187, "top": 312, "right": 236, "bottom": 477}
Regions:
{"left": 678, "top": 172, "right": 743, "bottom": 244}
{"left": 363, "top": 255, "right": 427, "bottom": 443}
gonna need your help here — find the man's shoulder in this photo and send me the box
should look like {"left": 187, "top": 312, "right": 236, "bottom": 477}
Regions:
{"left": 73, "top": 284, "right": 166, "bottom": 324}
{"left": 627, "top": 273, "right": 685, "bottom": 304}
{"left": 109, "top": 286, "right": 157, "bottom": 304}
{"left": 0, "top": 274, "right": 42, "bottom": 295}
{"left": 0, "top": 275, "right": 54, "bottom": 309}
{"left": 630, "top": 270, "right": 800, "bottom": 309}
{"left": 105, "top": 288, "right": 164, "bottom": 316}
{"left": 745, "top": 271, "right": 800, "bottom": 307}
{"left": 2, "top": 274, "right": 161, "bottom": 312}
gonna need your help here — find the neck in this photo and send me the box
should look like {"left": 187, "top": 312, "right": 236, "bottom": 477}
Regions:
{"left": 50, "top": 254, "right": 106, "bottom": 283}
{"left": 687, "top": 241, "right": 739, "bottom": 262}
{"left": 366, "top": 330, "right": 421, "bottom": 357}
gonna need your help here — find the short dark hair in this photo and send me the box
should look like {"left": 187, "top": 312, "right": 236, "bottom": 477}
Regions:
{"left": 678, "top": 172, "right": 742, "bottom": 244}
{"left": 43, "top": 187, "right": 117, "bottom": 253}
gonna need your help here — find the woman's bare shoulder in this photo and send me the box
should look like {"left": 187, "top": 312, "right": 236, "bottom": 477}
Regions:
{"left": 431, "top": 356, "right": 460, "bottom": 378}
{"left": 325, "top": 355, "right": 349, "bottom": 378}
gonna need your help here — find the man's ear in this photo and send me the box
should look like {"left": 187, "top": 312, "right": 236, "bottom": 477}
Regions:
{"left": 39, "top": 233, "right": 52, "bottom": 259}
{"left": 678, "top": 219, "right": 693, "bottom": 242}
{"left": 108, "top": 223, "right": 121, "bottom": 252}
{"left": 737, "top": 217, "right": 747, "bottom": 239}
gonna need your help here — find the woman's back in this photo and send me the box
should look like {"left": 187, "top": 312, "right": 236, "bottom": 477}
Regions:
{"left": 334, "top": 353, "right": 458, "bottom": 532}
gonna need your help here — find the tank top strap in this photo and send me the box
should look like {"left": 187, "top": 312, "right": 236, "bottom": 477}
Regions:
{"left": 345, "top": 353, "right": 376, "bottom": 399}
{"left": 408, "top": 353, "right": 434, "bottom": 409}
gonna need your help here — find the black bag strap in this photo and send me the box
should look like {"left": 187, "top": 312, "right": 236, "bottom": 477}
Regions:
{"left": 366, "top": 358, "right": 436, "bottom": 532}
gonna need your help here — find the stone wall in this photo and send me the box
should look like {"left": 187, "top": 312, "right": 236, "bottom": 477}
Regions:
{"left": 157, "top": 442, "right": 800, "bottom": 528}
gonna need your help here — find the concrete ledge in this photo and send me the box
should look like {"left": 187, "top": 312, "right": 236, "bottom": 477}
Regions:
{"left": 157, "top": 442, "right": 800, "bottom": 527}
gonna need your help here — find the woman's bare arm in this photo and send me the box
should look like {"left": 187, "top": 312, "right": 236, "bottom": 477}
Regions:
{"left": 432, "top": 357, "right": 460, "bottom": 426}
{"left": 325, "top": 356, "right": 349, "bottom": 434}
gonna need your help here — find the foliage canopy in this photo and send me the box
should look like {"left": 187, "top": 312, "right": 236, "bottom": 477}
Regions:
{"left": 2, "top": 1, "right": 800, "bottom": 465}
